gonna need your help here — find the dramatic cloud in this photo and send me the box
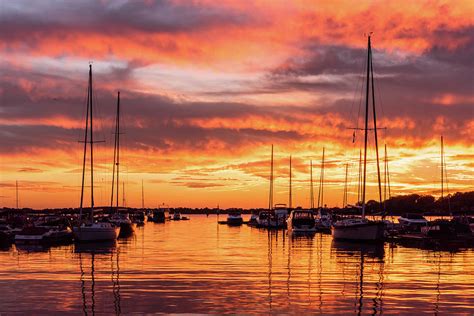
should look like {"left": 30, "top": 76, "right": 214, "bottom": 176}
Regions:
{"left": 1, "top": 0, "right": 473, "bottom": 208}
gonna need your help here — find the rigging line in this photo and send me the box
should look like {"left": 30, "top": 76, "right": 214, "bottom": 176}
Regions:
{"left": 370, "top": 42, "right": 383, "bottom": 210}
{"left": 349, "top": 52, "right": 368, "bottom": 129}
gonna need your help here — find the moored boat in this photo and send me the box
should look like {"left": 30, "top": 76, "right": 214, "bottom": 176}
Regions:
{"left": 148, "top": 208, "right": 167, "bottom": 223}
{"left": 287, "top": 210, "right": 317, "bottom": 234}
{"left": 226, "top": 211, "right": 243, "bottom": 226}
{"left": 73, "top": 65, "right": 120, "bottom": 243}
{"left": 331, "top": 35, "right": 386, "bottom": 243}
{"left": 332, "top": 218, "right": 385, "bottom": 241}
{"left": 398, "top": 213, "right": 428, "bottom": 232}
{"left": 109, "top": 212, "right": 135, "bottom": 236}
{"left": 73, "top": 222, "right": 119, "bottom": 242}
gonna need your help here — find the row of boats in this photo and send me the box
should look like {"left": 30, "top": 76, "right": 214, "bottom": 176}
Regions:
{"left": 221, "top": 207, "right": 474, "bottom": 246}
{"left": 0, "top": 210, "right": 145, "bottom": 246}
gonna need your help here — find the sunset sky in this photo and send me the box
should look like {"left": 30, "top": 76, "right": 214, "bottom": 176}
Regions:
{"left": 1, "top": 0, "right": 473, "bottom": 209}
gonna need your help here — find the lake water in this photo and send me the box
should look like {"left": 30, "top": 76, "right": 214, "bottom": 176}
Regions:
{"left": 0, "top": 215, "right": 473, "bottom": 314}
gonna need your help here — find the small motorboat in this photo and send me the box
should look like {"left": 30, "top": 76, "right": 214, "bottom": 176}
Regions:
{"left": 314, "top": 208, "right": 332, "bottom": 233}
{"left": 398, "top": 213, "right": 428, "bottom": 232}
{"left": 15, "top": 226, "right": 51, "bottom": 244}
{"left": 171, "top": 212, "right": 181, "bottom": 221}
{"left": 0, "top": 223, "right": 18, "bottom": 244}
{"left": 109, "top": 212, "right": 135, "bottom": 236}
{"left": 148, "top": 209, "right": 167, "bottom": 223}
{"left": 226, "top": 211, "right": 243, "bottom": 226}
{"left": 287, "top": 210, "right": 317, "bottom": 234}
{"left": 42, "top": 226, "right": 73, "bottom": 244}
{"left": 247, "top": 212, "right": 259, "bottom": 227}
{"left": 256, "top": 210, "right": 270, "bottom": 227}
{"left": 131, "top": 211, "right": 146, "bottom": 226}
{"left": 169, "top": 212, "right": 189, "bottom": 221}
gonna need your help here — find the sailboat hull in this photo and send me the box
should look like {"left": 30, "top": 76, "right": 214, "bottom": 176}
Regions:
{"left": 332, "top": 221, "right": 384, "bottom": 241}
{"left": 73, "top": 225, "right": 120, "bottom": 242}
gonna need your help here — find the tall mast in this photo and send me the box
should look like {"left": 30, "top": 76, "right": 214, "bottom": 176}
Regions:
{"left": 441, "top": 135, "right": 444, "bottom": 201}
{"left": 370, "top": 39, "right": 383, "bottom": 210}
{"left": 142, "top": 179, "right": 145, "bottom": 209}
{"left": 361, "top": 35, "right": 371, "bottom": 219}
{"left": 289, "top": 155, "right": 292, "bottom": 209}
{"left": 110, "top": 91, "right": 121, "bottom": 210}
{"left": 269, "top": 145, "right": 274, "bottom": 210}
{"left": 383, "top": 144, "right": 387, "bottom": 214}
{"left": 386, "top": 146, "right": 391, "bottom": 199}
{"left": 310, "top": 160, "right": 314, "bottom": 209}
{"left": 317, "top": 147, "right": 325, "bottom": 209}
{"left": 79, "top": 65, "right": 91, "bottom": 222}
{"left": 122, "top": 181, "right": 125, "bottom": 207}
{"left": 15, "top": 180, "right": 19, "bottom": 209}
{"left": 89, "top": 64, "right": 95, "bottom": 221}
{"left": 357, "top": 149, "right": 362, "bottom": 204}
{"left": 343, "top": 164, "right": 348, "bottom": 208}
{"left": 116, "top": 92, "right": 121, "bottom": 209}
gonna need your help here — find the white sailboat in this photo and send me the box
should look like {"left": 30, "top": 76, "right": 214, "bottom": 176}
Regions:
{"left": 332, "top": 35, "right": 385, "bottom": 241}
{"left": 73, "top": 65, "right": 120, "bottom": 242}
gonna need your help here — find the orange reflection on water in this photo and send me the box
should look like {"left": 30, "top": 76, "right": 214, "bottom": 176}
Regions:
{"left": 0, "top": 215, "right": 473, "bottom": 314}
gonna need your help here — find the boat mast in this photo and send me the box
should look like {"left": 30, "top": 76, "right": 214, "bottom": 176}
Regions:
{"left": 441, "top": 135, "right": 444, "bottom": 202}
{"left": 142, "top": 179, "right": 145, "bottom": 209}
{"left": 361, "top": 35, "right": 371, "bottom": 219}
{"left": 317, "top": 147, "right": 325, "bottom": 209}
{"left": 89, "top": 64, "right": 95, "bottom": 221}
{"left": 370, "top": 38, "right": 383, "bottom": 210}
{"left": 357, "top": 149, "right": 362, "bottom": 204}
{"left": 15, "top": 180, "right": 19, "bottom": 209}
{"left": 110, "top": 91, "right": 121, "bottom": 210}
{"left": 343, "top": 163, "right": 348, "bottom": 208}
{"left": 79, "top": 65, "right": 91, "bottom": 223}
{"left": 310, "top": 160, "right": 314, "bottom": 209}
{"left": 269, "top": 144, "right": 274, "bottom": 211}
{"left": 440, "top": 136, "right": 451, "bottom": 214}
{"left": 122, "top": 181, "right": 125, "bottom": 207}
{"left": 289, "top": 155, "right": 292, "bottom": 210}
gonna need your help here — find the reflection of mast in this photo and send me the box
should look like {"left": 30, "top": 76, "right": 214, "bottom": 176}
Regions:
{"left": 286, "top": 236, "right": 291, "bottom": 306}
{"left": 112, "top": 249, "right": 121, "bottom": 315}
{"left": 317, "top": 234, "right": 323, "bottom": 313}
{"left": 91, "top": 253, "right": 96, "bottom": 315}
{"left": 374, "top": 252, "right": 386, "bottom": 314}
{"left": 357, "top": 252, "right": 364, "bottom": 316}
{"left": 267, "top": 231, "right": 273, "bottom": 312}
{"left": 79, "top": 253, "right": 87, "bottom": 315}
{"left": 434, "top": 253, "right": 442, "bottom": 315}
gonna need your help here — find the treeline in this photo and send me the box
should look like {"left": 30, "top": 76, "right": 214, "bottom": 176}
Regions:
{"left": 362, "top": 191, "right": 474, "bottom": 215}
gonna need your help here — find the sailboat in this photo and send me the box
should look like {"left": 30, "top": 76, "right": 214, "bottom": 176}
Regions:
{"left": 73, "top": 65, "right": 120, "bottom": 242}
{"left": 332, "top": 35, "right": 385, "bottom": 241}
{"left": 108, "top": 91, "right": 135, "bottom": 236}
{"left": 315, "top": 148, "right": 331, "bottom": 232}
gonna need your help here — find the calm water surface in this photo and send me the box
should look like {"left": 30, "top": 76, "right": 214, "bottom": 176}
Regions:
{"left": 0, "top": 215, "right": 473, "bottom": 314}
